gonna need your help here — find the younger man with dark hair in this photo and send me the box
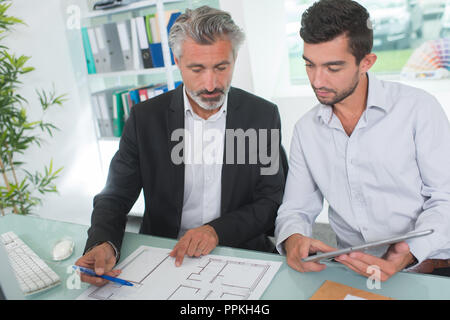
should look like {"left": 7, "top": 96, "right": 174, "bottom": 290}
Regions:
{"left": 275, "top": 0, "right": 450, "bottom": 280}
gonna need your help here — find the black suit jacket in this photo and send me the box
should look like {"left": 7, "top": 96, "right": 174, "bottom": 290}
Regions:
{"left": 85, "top": 85, "right": 287, "bottom": 257}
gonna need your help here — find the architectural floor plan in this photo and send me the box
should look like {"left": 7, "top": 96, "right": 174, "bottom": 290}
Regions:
{"left": 77, "top": 246, "right": 281, "bottom": 300}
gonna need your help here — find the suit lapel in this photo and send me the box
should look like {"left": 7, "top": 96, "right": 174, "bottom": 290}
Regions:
{"left": 221, "top": 88, "right": 241, "bottom": 214}
{"left": 167, "top": 85, "right": 185, "bottom": 226}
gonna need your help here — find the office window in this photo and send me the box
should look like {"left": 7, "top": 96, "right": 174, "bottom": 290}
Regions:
{"left": 284, "top": 0, "right": 449, "bottom": 84}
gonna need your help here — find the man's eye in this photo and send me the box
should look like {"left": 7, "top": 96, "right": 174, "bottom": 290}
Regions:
{"left": 192, "top": 69, "right": 202, "bottom": 73}
{"left": 329, "top": 68, "right": 341, "bottom": 73}
{"left": 215, "top": 64, "right": 228, "bottom": 71}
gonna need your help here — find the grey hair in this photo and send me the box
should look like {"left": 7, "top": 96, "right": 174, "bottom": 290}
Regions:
{"left": 168, "top": 6, "right": 245, "bottom": 60}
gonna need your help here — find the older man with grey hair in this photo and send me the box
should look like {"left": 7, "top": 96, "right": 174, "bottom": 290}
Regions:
{"left": 75, "top": 6, "right": 287, "bottom": 286}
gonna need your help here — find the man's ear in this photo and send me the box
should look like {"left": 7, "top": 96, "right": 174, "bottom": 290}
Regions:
{"left": 360, "top": 53, "right": 377, "bottom": 74}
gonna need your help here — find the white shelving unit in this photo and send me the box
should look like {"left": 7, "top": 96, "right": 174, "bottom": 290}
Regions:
{"left": 80, "top": 0, "right": 185, "bottom": 146}
{"left": 86, "top": 65, "right": 178, "bottom": 79}
{"left": 84, "top": 1, "right": 180, "bottom": 90}
{"left": 68, "top": 0, "right": 219, "bottom": 215}
{"left": 82, "top": 0, "right": 181, "bottom": 92}
{"left": 83, "top": 0, "right": 182, "bottom": 19}
{"left": 78, "top": 0, "right": 187, "bottom": 215}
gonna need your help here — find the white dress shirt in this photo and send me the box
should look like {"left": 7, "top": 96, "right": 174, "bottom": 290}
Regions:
{"left": 178, "top": 88, "right": 227, "bottom": 238}
{"left": 275, "top": 73, "right": 450, "bottom": 264}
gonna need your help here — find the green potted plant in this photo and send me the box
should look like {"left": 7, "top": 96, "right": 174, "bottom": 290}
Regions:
{"left": 0, "top": 1, "right": 66, "bottom": 216}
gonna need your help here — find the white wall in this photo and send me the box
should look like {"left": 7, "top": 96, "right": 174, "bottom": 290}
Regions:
{"left": 241, "top": 0, "right": 289, "bottom": 101}
{"left": 219, "top": 0, "right": 254, "bottom": 93}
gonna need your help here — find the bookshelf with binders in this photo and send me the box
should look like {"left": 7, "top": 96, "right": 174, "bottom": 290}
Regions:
{"left": 78, "top": 0, "right": 220, "bottom": 140}
{"left": 65, "top": 0, "right": 220, "bottom": 216}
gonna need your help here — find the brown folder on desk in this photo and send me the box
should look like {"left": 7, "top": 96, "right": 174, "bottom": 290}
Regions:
{"left": 309, "top": 280, "right": 394, "bottom": 300}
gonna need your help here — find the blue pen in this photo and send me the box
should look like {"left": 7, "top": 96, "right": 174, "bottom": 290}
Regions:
{"left": 73, "top": 265, "right": 134, "bottom": 287}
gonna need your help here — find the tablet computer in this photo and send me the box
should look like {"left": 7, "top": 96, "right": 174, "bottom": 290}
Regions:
{"left": 302, "top": 229, "right": 434, "bottom": 263}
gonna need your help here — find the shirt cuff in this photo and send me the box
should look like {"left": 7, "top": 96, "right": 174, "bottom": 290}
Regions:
{"left": 275, "top": 224, "right": 312, "bottom": 255}
{"left": 106, "top": 241, "right": 120, "bottom": 261}
{"left": 406, "top": 236, "right": 433, "bottom": 267}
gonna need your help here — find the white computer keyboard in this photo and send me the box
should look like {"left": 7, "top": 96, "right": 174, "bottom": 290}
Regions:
{"left": 1, "top": 231, "right": 61, "bottom": 295}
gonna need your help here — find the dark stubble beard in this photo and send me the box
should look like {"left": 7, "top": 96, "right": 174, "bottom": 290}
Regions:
{"left": 313, "top": 72, "right": 360, "bottom": 106}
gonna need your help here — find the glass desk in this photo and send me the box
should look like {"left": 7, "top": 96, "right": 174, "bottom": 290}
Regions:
{"left": 1, "top": 214, "right": 450, "bottom": 300}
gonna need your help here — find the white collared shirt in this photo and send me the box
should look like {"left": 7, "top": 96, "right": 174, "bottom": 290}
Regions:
{"left": 178, "top": 88, "right": 227, "bottom": 238}
{"left": 275, "top": 73, "right": 450, "bottom": 264}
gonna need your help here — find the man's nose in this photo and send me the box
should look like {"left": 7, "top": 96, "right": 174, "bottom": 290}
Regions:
{"left": 203, "top": 70, "right": 217, "bottom": 92}
{"left": 310, "top": 68, "right": 327, "bottom": 90}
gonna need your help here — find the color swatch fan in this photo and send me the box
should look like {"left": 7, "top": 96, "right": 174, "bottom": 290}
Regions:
{"left": 401, "top": 38, "right": 450, "bottom": 79}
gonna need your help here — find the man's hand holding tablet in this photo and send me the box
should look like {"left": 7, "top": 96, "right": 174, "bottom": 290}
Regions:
{"left": 284, "top": 233, "right": 337, "bottom": 273}
{"left": 284, "top": 229, "right": 433, "bottom": 281}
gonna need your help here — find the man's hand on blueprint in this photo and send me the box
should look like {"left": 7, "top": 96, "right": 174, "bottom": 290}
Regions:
{"left": 75, "top": 242, "right": 121, "bottom": 286}
{"left": 170, "top": 225, "right": 219, "bottom": 267}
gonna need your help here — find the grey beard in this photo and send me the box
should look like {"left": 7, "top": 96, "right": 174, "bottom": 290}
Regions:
{"left": 187, "top": 87, "right": 230, "bottom": 111}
